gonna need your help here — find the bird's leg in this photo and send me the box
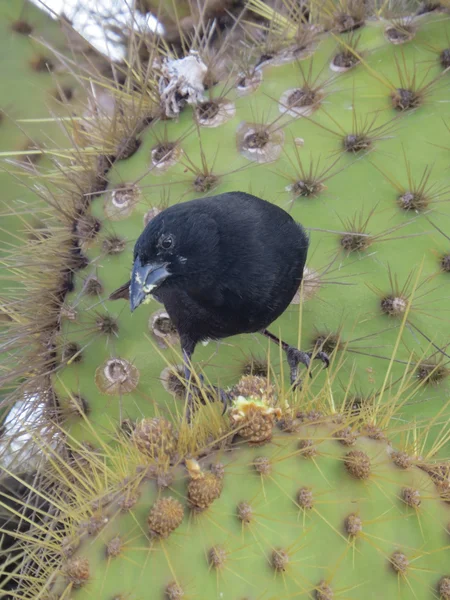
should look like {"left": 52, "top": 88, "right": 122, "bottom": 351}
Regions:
{"left": 181, "top": 338, "right": 229, "bottom": 422}
{"left": 181, "top": 340, "right": 198, "bottom": 423}
{"left": 260, "top": 329, "right": 330, "bottom": 388}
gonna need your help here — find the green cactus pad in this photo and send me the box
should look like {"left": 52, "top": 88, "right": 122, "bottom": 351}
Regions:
{"left": 43, "top": 10, "right": 450, "bottom": 450}
{"left": 9, "top": 402, "right": 450, "bottom": 599}
{"left": 0, "top": 0, "right": 96, "bottom": 253}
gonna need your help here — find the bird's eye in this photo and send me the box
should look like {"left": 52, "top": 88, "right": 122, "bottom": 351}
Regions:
{"left": 159, "top": 234, "right": 174, "bottom": 250}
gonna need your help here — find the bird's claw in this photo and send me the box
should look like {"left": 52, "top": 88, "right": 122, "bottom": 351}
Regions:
{"left": 206, "top": 384, "right": 230, "bottom": 415}
{"left": 286, "top": 346, "right": 311, "bottom": 369}
{"left": 314, "top": 350, "right": 330, "bottom": 368}
{"left": 185, "top": 378, "right": 230, "bottom": 423}
{"left": 285, "top": 346, "right": 330, "bottom": 388}
{"left": 219, "top": 388, "right": 231, "bottom": 415}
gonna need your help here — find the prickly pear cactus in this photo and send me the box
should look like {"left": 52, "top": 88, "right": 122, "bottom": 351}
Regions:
{"left": 4, "top": 387, "right": 450, "bottom": 599}
{"left": 0, "top": 0, "right": 110, "bottom": 425}
{"left": 1, "top": 3, "right": 450, "bottom": 597}
{"left": 0, "top": 0, "right": 85, "bottom": 420}
{"left": 30, "top": 4, "right": 450, "bottom": 450}
{"left": 0, "top": 0, "right": 94, "bottom": 255}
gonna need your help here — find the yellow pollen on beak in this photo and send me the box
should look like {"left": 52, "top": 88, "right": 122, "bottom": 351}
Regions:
{"left": 143, "top": 283, "right": 157, "bottom": 294}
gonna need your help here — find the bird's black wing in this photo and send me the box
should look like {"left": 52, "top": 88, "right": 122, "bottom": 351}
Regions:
{"left": 171, "top": 192, "right": 308, "bottom": 334}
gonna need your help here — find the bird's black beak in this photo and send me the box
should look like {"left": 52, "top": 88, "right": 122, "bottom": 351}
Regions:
{"left": 129, "top": 256, "right": 170, "bottom": 312}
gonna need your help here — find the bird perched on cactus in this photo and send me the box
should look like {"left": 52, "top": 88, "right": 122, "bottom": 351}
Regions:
{"left": 111, "top": 191, "right": 329, "bottom": 418}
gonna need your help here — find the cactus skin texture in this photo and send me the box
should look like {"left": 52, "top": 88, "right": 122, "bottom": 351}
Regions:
{"left": 0, "top": 0, "right": 103, "bottom": 417}
{"left": 0, "top": 0, "right": 91, "bottom": 255}
{"left": 38, "top": 8, "right": 450, "bottom": 450}
{"left": 1, "top": 3, "right": 450, "bottom": 597}
{"left": 6, "top": 389, "right": 450, "bottom": 600}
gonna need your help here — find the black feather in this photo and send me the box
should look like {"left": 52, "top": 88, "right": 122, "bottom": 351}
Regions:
{"left": 133, "top": 191, "right": 308, "bottom": 343}
{"left": 112, "top": 191, "right": 318, "bottom": 415}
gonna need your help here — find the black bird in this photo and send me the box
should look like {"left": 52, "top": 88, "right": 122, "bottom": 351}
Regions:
{"left": 110, "top": 191, "right": 329, "bottom": 418}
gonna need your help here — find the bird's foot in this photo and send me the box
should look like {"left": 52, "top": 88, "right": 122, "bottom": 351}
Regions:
{"left": 211, "top": 385, "right": 231, "bottom": 415}
{"left": 286, "top": 346, "right": 330, "bottom": 388}
{"left": 185, "top": 377, "right": 230, "bottom": 423}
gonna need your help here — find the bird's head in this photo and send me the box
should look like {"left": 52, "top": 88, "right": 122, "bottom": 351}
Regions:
{"left": 129, "top": 203, "right": 218, "bottom": 312}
